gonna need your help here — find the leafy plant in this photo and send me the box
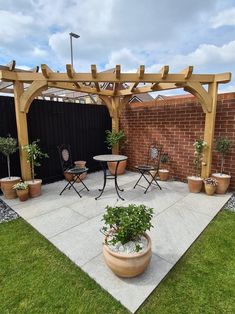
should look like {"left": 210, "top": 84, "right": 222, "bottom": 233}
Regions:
{"left": 204, "top": 177, "right": 218, "bottom": 186}
{"left": 23, "top": 140, "right": 49, "bottom": 182}
{"left": 13, "top": 181, "right": 29, "bottom": 190}
{"left": 215, "top": 137, "right": 232, "bottom": 174}
{"left": 193, "top": 138, "right": 208, "bottom": 177}
{"left": 0, "top": 135, "right": 18, "bottom": 179}
{"left": 101, "top": 204, "right": 154, "bottom": 251}
{"left": 105, "top": 130, "right": 126, "bottom": 150}
{"left": 160, "top": 153, "right": 169, "bottom": 164}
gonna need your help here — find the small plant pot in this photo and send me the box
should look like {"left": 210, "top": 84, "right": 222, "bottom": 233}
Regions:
{"left": 26, "top": 179, "right": 42, "bottom": 198}
{"left": 159, "top": 169, "right": 169, "bottom": 181}
{"left": 107, "top": 160, "right": 127, "bottom": 175}
{"left": 204, "top": 184, "right": 216, "bottom": 196}
{"left": 187, "top": 176, "right": 203, "bottom": 193}
{"left": 212, "top": 173, "right": 231, "bottom": 194}
{"left": 16, "top": 189, "right": 29, "bottom": 201}
{"left": 74, "top": 160, "right": 86, "bottom": 169}
{"left": 103, "top": 233, "right": 152, "bottom": 278}
{"left": 0, "top": 177, "right": 21, "bottom": 199}
{"left": 64, "top": 171, "right": 87, "bottom": 183}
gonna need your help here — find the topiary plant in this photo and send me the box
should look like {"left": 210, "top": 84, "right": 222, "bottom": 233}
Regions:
{"left": 193, "top": 138, "right": 208, "bottom": 177}
{"left": 101, "top": 204, "right": 153, "bottom": 252}
{"left": 215, "top": 137, "right": 232, "bottom": 175}
{"left": 0, "top": 135, "right": 18, "bottom": 179}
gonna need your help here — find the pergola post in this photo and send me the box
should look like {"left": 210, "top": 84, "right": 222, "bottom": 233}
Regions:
{"left": 13, "top": 81, "right": 31, "bottom": 180}
{"left": 201, "top": 81, "right": 218, "bottom": 178}
{"left": 111, "top": 97, "right": 120, "bottom": 154}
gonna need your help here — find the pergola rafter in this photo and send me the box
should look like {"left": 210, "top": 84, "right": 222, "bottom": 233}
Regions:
{"left": 0, "top": 60, "right": 232, "bottom": 180}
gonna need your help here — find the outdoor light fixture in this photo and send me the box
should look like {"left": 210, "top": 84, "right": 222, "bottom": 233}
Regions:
{"left": 69, "top": 32, "right": 80, "bottom": 67}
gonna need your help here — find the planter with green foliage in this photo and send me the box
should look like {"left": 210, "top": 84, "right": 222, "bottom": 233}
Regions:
{"left": 187, "top": 138, "right": 208, "bottom": 193}
{"left": 212, "top": 137, "right": 232, "bottom": 194}
{"left": 105, "top": 130, "right": 127, "bottom": 175}
{"left": 0, "top": 136, "right": 20, "bottom": 199}
{"left": 159, "top": 153, "right": 170, "bottom": 181}
{"left": 101, "top": 204, "right": 154, "bottom": 278}
{"left": 23, "top": 140, "right": 48, "bottom": 198}
{"left": 13, "top": 181, "right": 29, "bottom": 201}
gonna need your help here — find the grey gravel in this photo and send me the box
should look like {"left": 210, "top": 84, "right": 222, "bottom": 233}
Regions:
{"left": 0, "top": 198, "right": 19, "bottom": 223}
{"left": 223, "top": 193, "right": 235, "bottom": 212}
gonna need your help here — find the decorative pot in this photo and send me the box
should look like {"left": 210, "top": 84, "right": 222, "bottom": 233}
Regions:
{"left": 103, "top": 233, "right": 152, "bottom": 278}
{"left": 0, "top": 177, "right": 20, "bottom": 199}
{"left": 74, "top": 160, "right": 86, "bottom": 169}
{"left": 107, "top": 160, "right": 127, "bottom": 175}
{"left": 204, "top": 184, "right": 216, "bottom": 196}
{"left": 187, "top": 176, "right": 203, "bottom": 193}
{"left": 26, "top": 179, "right": 42, "bottom": 198}
{"left": 212, "top": 173, "right": 231, "bottom": 194}
{"left": 159, "top": 169, "right": 169, "bottom": 181}
{"left": 16, "top": 189, "right": 29, "bottom": 201}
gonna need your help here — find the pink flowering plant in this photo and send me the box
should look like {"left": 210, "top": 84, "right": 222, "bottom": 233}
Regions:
{"left": 204, "top": 177, "right": 218, "bottom": 186}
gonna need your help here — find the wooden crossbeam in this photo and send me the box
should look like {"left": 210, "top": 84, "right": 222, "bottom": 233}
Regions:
{"left": 160, "top": 65, "right": 169, "bottom": 79}
{"left": 41, "top": 64, "right": 53, "bottom": 78}
{"left": 181, "top": 66, "right": 193, "bottom": 79}
{"left": 115, "top": 65, "right": 121, "bottom": 79}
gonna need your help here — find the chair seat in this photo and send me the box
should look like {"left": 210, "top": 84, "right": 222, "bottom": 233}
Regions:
{"left": 135, "top": 165, "right": 155, "bottom": 171}
{"left": 66, "top": 167, "right": 88, "bottom": 174}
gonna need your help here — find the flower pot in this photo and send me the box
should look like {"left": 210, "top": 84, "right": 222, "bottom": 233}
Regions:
{"left": 103, "top": 233, "right": 152, "bottom": 278}
{"left": 16, "top": 188, "right": 29, "bottom": 201}
{"left": 64, "top": 171, "right": 87, "bottom": 183}
{"left": 212, "top": 173, "right": 231, "bottom": 194}
{"left": 26, "top": 179, "right": 42, "bottom": 198}
{"left": 74, "top": 160, "right": 86, "bottom": 169}
{"left": 159, "top": 169, "right": 169, "bottom": 181}
{"left": 187, "top": 176, "right": 203, "bottom": 193}
{"left": 204, "top": 184, "right": 216, "bottom": 196}
{"left": 107, "top": 160, "right": 127, "bottom": 175}
{"left": 0, "top": 177, "right": 20, "bottom": 199}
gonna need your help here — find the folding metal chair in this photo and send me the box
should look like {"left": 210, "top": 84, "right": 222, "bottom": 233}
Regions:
{"left": 133, "top": 143, "right": 163, "bottom": 193}
{"left": 57, "top": 144, "right": 89, "bottom": 197}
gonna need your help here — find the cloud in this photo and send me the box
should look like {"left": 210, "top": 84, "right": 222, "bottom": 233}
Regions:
{"left": 210, "top": 7, "right": 235, "bottom": 28}
{"left": 105, "top": 49, "right": 144, "bottom": 70}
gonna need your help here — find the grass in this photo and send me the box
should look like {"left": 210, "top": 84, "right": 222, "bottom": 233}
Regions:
{"left": 0, "top": 210, "right": 235, "bottom": 314}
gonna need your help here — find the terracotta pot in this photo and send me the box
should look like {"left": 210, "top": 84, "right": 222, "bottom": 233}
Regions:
{"left": 187, "top": 176, "right": 203, "bottom": 193}
{"left": 64, "top": 171, "right": 87, "bottom": 183}
{"left": 159, "top": 169, "right": 169, "bottom": 181}
{"left": 74, "top": 160, "right": 86, "bottom": 169}
{"left": 204, "top": 184, "right": 216, "bottom": 196}
{"left": 107, "top": 160, "right": 127, "bottom": 175}
{"left": 26, "top": 179, "right": 42, "bottom": 198}
{"left": 16, "top": 189, "right": 29, "bottom": 201}
{"left": 212, "top": 173, "right": 231, "bottom": 194}
{"left": 0, "top": 177, "right": 20, "bottom": 199}
{"left": 103, "top": 233, "right": 152, "bottom": 278}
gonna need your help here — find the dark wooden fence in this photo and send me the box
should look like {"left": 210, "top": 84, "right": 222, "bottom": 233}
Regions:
{"left": 0, "top": 96, "right": 111, "bottom": 183}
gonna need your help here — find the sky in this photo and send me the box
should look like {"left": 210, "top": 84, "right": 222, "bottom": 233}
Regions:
{"left": 0, "top": 0, "right": 235, "bottom": 95}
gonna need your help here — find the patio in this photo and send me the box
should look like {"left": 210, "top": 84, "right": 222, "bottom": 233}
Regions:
{"left": 3, "top": 171, "right": 231, "bottom": 313}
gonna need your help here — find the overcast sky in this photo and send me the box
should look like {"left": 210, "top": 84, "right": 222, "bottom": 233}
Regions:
{"left": 0, "top": 0, "right": 235, "bottom": 94}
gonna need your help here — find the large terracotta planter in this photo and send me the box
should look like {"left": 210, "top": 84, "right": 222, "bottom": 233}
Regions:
{"left": 64, "top": 171, "right": 87, "bottom": 183}
{"left": 107, "top": 160, "right": 127, "bottom": 175}
{"left": 74, "top": 160, "right": 86, "bottom": 169}
{"left": 204, "top": 184, "right": 216, "bottom": 196}
{"left": 159, "top": 169, "right": 169, "bottom": 181}
{"left": 212, "top": 173, "right": 231, "bottom": 194}
{"left": 16, "top": 189, "right": 29, "bottom": 201}
{"left": 103, "top": 233, "right": 152, "bottom": 278}
{"left": 0, "top": 177, "right": 20, "bottom": 199}
{"left": 26, "top": 179, "right": 42, "bottom": 198}
{"left": 187, "top": 176, "right": 203, "bottom": 193}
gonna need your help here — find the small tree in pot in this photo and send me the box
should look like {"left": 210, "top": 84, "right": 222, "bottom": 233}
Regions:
{"left": 159, "top": 153, "right": 169, "bottom": 181}
{"left": 101, "top": 204, "right": 154, "bottom": 278}
{"left": 187, "top": 138, "right": 207, "bottom": 193}
{"left": 105, "top": 129, "right": 127, "bottom": 175}
{"left": 23, "top": 140, "right": 48, "bottom": 198}
{"left": 0, "top": 136, "right": 20, "bottom": 199}
{"left": 212, "top": 137, "right": 232, "bottom": 194}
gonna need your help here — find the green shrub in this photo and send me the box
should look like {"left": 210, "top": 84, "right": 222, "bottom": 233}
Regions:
{"left": 0, "top": 135, "right": 18, "bottom": 179}
{"left": 105, "top": 130, "right": 126, "bottom": 150}
{"left": 215, "top": 137, "right": 232, "bottom": 174}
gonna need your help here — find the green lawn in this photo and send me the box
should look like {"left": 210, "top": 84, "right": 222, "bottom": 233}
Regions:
{"left": 0, "top": 210, "right": 235, "bottom": 314}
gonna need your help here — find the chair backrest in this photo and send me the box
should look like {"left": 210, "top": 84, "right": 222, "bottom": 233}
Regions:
{"left": 147, "top": 143, "right": 163, "bottom": 170}
{"left": 57, "top": 144, "right": 73, "bottom": 172}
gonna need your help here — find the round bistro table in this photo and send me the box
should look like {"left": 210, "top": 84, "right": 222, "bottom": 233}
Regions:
{"left": 93, "top": 154, "right": 128, "bottom": 200}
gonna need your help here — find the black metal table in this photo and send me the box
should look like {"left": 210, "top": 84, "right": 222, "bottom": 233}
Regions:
{"left": 93, "top": 154, "right": 128, "bottom": 200}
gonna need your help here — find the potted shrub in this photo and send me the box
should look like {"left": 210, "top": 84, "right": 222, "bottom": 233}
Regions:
{"left": 0, "top": 136, "right": 20, "bottom": 199}
{"left": 187, "top": 138, "right": 207, "bottom": 193}
{"left": 23, "top": 140, "right": 49, "bottom": 198}
{"left": 212, "top": 137, "right": 232, "bottom": 194}
{"left": 204, "top": 177, "right": 218, "bottom": 196}
{"left": 159, "top": 153, "right": 169, "bottom": 181}
{"left": 13, "top": 181, "right": 29, "bottom": 201}
{"left": 105, "top": 129, "right": 127, "bottom": 175}
{"left": 101, "top": 204, "right": 154, "bottom": 278}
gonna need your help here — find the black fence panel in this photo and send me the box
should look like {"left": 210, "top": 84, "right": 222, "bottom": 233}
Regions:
{"left": 0, "top": 96, "right": 111, "bottom": 183}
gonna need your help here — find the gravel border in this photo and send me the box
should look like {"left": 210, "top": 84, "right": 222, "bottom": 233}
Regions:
{"left": 0, "top": 199, "right": 19, "bottom": 223}
{"left": 222, "top": 193, "right": 235, "bottom": 212}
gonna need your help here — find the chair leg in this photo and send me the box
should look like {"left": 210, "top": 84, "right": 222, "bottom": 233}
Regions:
{"left": 133, "top": 172, "right": 144, "bottom": 189}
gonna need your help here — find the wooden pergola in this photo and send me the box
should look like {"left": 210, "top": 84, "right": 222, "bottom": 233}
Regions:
{"left": 0, "top": 60, "right": 231, "bottom": 181}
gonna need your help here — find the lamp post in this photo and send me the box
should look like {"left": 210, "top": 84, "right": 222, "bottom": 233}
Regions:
{"left": 69, "top": 32, "right": 80, "bottom": 67}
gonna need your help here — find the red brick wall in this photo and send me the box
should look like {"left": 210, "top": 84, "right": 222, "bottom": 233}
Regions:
{"left": 120, "top": 92, "right": 235, "bottom": 190}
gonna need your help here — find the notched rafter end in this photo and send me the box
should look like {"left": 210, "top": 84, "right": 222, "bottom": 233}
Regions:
{"left": 160, "top": 65, "right": 169, "bottom": 79}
